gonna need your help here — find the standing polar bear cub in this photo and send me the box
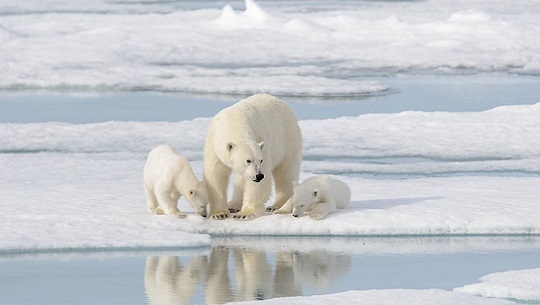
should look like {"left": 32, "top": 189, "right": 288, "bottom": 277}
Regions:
{"left": 144, "top": 144, "right": 208, "bottom": 218}
{"left": 275, "top": 176, "right": 351, "bottom": 220}
{"left": 203, "top": 94, "right": 302, "bottom": 220}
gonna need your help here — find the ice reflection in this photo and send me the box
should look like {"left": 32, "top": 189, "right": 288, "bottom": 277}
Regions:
{"left": 144, "top": 245, "right": 351, "bottom": 305}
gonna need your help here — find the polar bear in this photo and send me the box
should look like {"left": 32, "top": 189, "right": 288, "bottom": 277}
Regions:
{"left": 275, "top": 176, "right": 351, "bottom": 220}
{"left": 203, "top": 94, "right": 302, "bottom": 220}
{"left": 144, "top": 144, "right": 208, "bottom": 218}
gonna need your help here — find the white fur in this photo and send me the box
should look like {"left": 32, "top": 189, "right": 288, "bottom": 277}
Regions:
{"left": 144, "top": 144, "right": 208, "bottom": 218}
{"left": 275, "top": 176, "right": 351, "bottom": 220}
{"left": 203, "top": 94, "right": 302, "bottom": 220}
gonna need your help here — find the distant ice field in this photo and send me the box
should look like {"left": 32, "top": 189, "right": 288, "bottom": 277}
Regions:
{"left": 1, "top": 0, "right": 540, "bottom": 96}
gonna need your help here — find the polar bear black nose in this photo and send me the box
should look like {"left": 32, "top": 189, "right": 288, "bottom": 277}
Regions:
{"left": 254, "top": 173, "right": 264, "bottom": 182}
{"left": 292, "top": 214, "right": 298, "bottom": 217}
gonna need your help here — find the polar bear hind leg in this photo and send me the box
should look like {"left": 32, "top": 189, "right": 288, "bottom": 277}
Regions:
{"left": 145, "top": 184, "right": 165, "bottom": 215}
{"left": 154, "top": 182, "right": 186, "bottom": 219}
{"left": 308, "top": 199, "right": 336, "bottom": 220}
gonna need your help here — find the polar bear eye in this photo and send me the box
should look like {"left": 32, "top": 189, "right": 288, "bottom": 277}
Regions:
{"left": 260, "top": 159, "right": 263, "bottom": 163}
{"left": 246, "top": 160, "right": 252, "bottom": 164}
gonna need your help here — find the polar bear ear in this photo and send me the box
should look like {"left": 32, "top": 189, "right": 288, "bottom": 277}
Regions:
{"left": 227, "top": 143, "right": 235, "bottom": 152}
{"left": 258, "top": 141, "right": 265, "bottom": 151}
{"left": 312, "top": 188, "right": 319, "bottom": 197}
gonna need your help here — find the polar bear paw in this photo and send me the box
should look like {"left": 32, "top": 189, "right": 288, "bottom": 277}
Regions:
{"left": 228, "top": 200, "right": 243, "bottom": 213}
{"left": 266, "top": 206, "right": 278, "bottom": 212}
{"left": 173, "top": 211, "right": 187, "bottom": 219}
{"left": 273, "top": 209, "right": 290, "bottom": 215}
{"left": 232, "top": 208, "right": 261, "bottom": 221}
{"left": 210, "top": 211, "right": 229, "bottom": 220}
{"left": 309, "top": 211, "right": 328, "bottom": 220}
{"left": 149, "top": 207, "right": 165, "bottom": 215}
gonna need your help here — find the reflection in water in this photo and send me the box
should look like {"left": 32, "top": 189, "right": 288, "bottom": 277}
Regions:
{"left": 144, "top": 246, "right": 351, "bottom": 305}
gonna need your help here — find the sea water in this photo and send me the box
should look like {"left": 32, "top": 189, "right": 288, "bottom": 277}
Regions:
{"left": 2, "top": 75, "right": 540, "bottom": 123}
{"left": 2, "top": 237, "right": 540, "bottom": 305}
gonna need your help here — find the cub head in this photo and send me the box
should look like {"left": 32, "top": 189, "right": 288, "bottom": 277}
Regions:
{"left": 291, "top": 181, "right": 321, "bottom": 218}
{"left": 184, "top": 181, "right": 209, "bottom": 217}
{"left": 226, "top": 141, "right": 265, "bottom": 183}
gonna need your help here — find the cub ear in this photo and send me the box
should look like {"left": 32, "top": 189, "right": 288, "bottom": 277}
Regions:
{"left": 292, "top": 180, "right": 299, "bottom": 188}
{"left": 227, "top": 143, "right": 235, "bottom": 152}
{"left": 258, "top": 141, "right": 265, "bottom": 151}
{"left": 312, "top": 188, "right": 319, "bottom": 197}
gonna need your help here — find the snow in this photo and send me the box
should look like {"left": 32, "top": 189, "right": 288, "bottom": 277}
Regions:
{"left": 1, "top": 0, "right": 540, "bottom": 95}
{"left": 221, "top": 289, "right": 515, "bottom": 305}
{"left": 1, "top": 103, "right": 539, "bottom": 253}
{"left": 455, "top": 269, "right": 540, "bottom": 301}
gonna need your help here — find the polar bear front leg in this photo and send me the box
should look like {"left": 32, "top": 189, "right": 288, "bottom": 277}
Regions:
{"left": 204, "top": 158, "right": 231, "bottom": 220}
{"left": 228, "top": 174, "right": 244, "bottom": 213}
{"left": 308, "top": 200, "right": 336, "bottom": 220}
{"left": 233, "top": 177, "right": 271, "bottom": 220}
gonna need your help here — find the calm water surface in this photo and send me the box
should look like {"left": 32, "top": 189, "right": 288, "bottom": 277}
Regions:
{"left": 1, "top": 237, "right": 540, "bottom": 305}
{"left": 1, "top": 75, "right": 539, "bottom": 123}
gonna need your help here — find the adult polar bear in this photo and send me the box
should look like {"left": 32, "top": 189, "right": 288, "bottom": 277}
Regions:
{"left": 203, "top": 94, "right": 302, "bottom": 220}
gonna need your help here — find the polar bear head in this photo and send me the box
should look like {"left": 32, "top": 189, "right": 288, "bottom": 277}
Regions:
{"left": 291, "top": 180, "right": 321, "bottom": 217}
{"left": 184, "top": 181, "right": 209, "bottom": 217}
{"left": 227, "top": 141, "right": 265, "bottom": 183}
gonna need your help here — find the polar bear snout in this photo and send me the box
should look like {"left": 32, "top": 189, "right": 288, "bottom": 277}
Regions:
{"left": 253, "top": 173, "right": 265, "bottom": 182}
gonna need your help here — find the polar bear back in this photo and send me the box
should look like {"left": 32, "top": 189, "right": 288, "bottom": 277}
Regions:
{"left": 328, "top": 177, "right": 351, "bottom": 209}
{"left": 209, "top": 93, "right": 301, "bottom": 167}
{"left": 144, "top": 144, "right": 197, "bottom": 190}
{"left": 307, "top": 176, "right": 351, "bottom": 209}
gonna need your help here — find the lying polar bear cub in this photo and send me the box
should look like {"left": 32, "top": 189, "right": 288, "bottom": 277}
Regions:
{"left": 144, "top": 144, "right": 208, "bottom": 218}
{"left": 275, "top": 176, "right": 351, "bottom": 220}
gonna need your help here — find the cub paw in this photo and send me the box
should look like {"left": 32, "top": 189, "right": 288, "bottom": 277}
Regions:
{"left": 174, "top": 211, "right": 187, "bottom": 219}
{"left": 309, "top": 211, "right": 327, "bottom": 220}
{"left": 266, "top": 206, "right": 277, "bottom": 212}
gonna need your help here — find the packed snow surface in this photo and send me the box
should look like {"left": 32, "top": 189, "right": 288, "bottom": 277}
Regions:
{"left": 1, "top": 0, "right": 540, "bottom": 95}
{"left": 1, "top": 103, "right": 539, "bottom": 252}
{"left": 455, "top": 269, "right": 540, "bottom": 301}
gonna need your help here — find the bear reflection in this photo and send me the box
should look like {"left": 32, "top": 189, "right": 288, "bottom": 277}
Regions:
{"left": 144, "top": 247, "right": 351, "bottom": 305}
